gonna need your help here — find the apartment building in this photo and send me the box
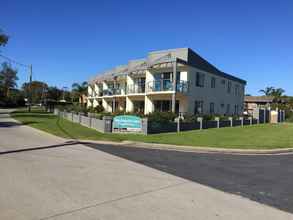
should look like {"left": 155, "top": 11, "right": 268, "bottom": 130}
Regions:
{"left": 87, "top": 48, "right": 246, "bottom": 116}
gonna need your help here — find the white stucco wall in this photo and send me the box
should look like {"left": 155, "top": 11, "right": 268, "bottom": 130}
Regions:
{"left": 186, "top": 66, "right": 245, "bottom": 115}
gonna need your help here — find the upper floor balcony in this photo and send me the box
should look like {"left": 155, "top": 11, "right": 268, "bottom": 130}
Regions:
{"left": 102, "top": 89, "right": 114, "bottom": 97}
{"left": 146, "top": 80, "right": 189, "bottom": 93}
{"left": 102, "top": 87, "right": 126, "bottom": 97}
{"left": 127, "top": 83, "right": 145, "bottom": 95}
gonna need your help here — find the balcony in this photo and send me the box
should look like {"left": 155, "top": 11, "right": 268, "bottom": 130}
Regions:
{"left": 127, "top": 83, "right": 145, "bottom": 94}
{"left": 113, "top": 87, "right": 126, "bottom": 96}
{"left": 146, "top": 80, "right": 189, "bottom": 93}
{"left": 102, "top": 89, "right": 114, "bottom": 96}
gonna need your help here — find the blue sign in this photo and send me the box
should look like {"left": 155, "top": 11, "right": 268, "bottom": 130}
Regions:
{"left": 113, "top": 115, "right": 142, "bottom": 132}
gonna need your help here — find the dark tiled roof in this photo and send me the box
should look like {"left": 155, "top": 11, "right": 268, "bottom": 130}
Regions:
{"left": 187, "top": 49, "right": 246, "bottom": 85}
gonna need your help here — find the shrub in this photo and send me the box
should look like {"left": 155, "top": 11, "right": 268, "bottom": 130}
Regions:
{"left": 182, "top": 114, "right": 197, "bottom": 123}
{"left": 202, "top": 115, "right": 215, "bottom": 121}
{"left": 147, "top": 111, "right": 177, "bottom": 123}
{"left": 95, "top": 112, "right": 112, "bottom": 120}
{"left": 94, "top": 105, "right": 104, "bottom": 113}
{"left": 285, "top": 111, "right": 293, "bottom": 123}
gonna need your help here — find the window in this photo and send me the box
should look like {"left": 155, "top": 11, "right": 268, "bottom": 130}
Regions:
{"left": 196, "top": 72, "right": 205, "bottom": 87}
{"left": 221, "top": 79, "right": 226, "bottom": 85}
{"left": 133, "top": 101, "right": 145, "bottom": 113}
{"left": 211, "top": 77, "right": 216, "bottom": 88}
{"left": 235, "top": 84, "right": 240, "bottom": 96}
{"left": 234, "top": 104, "right": 239, "bottom": 115}
{"left": 226, "top": 104, "right": 230, "bottom": 115}
{"left": 227, "top": 81, "right": 232, "bottom": 93}
{"left": 194, "top": 100, "right": 204, "bottom": 115}
{"left": 210, "top": 102, "right": 215, "bottom": 114}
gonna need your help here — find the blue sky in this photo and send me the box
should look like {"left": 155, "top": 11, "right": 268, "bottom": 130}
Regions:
{"left": 1, "top": 0, "right": 292, "bottom": 95}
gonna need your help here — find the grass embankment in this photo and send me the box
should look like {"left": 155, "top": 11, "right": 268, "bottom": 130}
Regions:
{"left": 11, "top": 109, "right": 293, "bottom": 149}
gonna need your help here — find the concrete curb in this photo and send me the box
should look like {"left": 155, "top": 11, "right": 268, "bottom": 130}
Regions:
{"left": 78, "top": 139, "right": 293, "bottom": 156}
{"left": 8, "top": 110, "right": 293, "bottom": 156}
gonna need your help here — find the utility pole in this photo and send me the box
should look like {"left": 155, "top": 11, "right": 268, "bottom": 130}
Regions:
{"left": 0, "top": 55, "right": 33, "bottom": 111}
{"left": 28, "top": 64, "right": 33, "bottom": 112}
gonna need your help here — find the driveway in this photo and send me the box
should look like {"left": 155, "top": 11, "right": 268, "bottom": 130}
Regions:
{"left": 0, "top": 109, "right": 292, "bottom": 220}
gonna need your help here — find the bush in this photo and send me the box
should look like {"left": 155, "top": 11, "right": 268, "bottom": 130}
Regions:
{"left": 285, "top": 111, "right": 293, "bottom": 123}
{"left": 95, "top": 112, "right": 112, "bottom": 120}
{"left": 182, "top": 114, "right": 197, "bottom": 123}
{"left": 147, "top": 111, "right": 177, "bottom": 123}
{"left": 94, "top": 105, "right": 104, "bottom": 113}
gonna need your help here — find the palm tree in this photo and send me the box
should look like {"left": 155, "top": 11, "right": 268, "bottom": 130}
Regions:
{"left": 0, "top": 62, "right": 18, "bottom": 98}
{"left": 259, "top": 86, "right": 285, "bottom": 98}
{"left": 259, "top": 87, "right": 274, "bottom": 96}
{"left": 270, "top": 88, "right": 285, "bottom": 98}
{"left": 71, "top": 81, "right": 88, "bottom": 104}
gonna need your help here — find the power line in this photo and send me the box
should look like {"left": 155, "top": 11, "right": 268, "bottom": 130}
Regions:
{"left": 0, "top": 54, "right": 30, "bottom": 68}
{"left": 0, "top": 53, "right": 33, "bottom": 112}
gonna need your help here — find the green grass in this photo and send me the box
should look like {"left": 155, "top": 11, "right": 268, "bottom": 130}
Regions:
{"left": 11, "top": 109, "right": 293, "bottom": 149}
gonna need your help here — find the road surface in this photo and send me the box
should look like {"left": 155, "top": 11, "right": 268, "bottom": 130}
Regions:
{"left": 0, "top": 109, "right": 292, "bottom": 220}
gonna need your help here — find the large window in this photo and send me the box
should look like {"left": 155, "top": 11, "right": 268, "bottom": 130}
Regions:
{"left": 211, "top": 77, "right": 216, "bottom": 88}
{"left": 154, "top": 100, "right": 179, "bottom": 113}
{"left": 234, "top": 104, "right": 239, "bottom": 115}
{"left": 133, "top": 77, "right": 145, "bottom": 93}
{"left": 235, "top": 84, "right": 240, "bottom": 96}
{"left": 133, "top": 101, "right": 145, "bottom": 113}
{"left": 196, "top": 72, "right": 205, "bottom": 87}
{"left": 194, "top": 100, "right": 204, "bottom": 115}
{"left": 210, "top": 102, "right": 215, "bottom": 114}
{"left": 226, "top": 104, "right": 230, "bottom": 115}
{"left": 227, "top": 81, "right": 232, "bottom": 93}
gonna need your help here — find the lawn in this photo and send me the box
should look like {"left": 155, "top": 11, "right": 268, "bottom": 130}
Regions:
{"left": 11, "top": 109, "right": 293, "bottom": 149}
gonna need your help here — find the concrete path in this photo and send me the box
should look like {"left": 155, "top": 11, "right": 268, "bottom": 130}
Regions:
{"left": 0, "top": 109, "right": 292, "bottom": 220}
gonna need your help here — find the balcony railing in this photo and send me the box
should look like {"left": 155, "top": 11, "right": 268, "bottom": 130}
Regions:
{"left": 113, "top": 88, "right": 126, "bottom": 95}
{"left": 102, "top": 89, "right": 114, "bottom": 96}
{"left": 127, "top": 83, "right": 145, "bottom": 94}
{"left": 176, "top": 80, "right": 189, "bottom": 93}
{"left": 147, "top": 80, "right": 189, "bottom": 93}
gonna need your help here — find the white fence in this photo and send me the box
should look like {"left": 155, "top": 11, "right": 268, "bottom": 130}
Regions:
{"left": 54, "top": 109, "right": 106, "bottom": 133}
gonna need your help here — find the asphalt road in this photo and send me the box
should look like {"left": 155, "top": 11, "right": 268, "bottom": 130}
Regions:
{"left": 1, "top": 109, "right": 293, "bottom": 220}
{"left": 85, "top": 143, "right": 293, "bottom": 214}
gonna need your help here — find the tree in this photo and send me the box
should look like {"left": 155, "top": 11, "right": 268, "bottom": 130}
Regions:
{"left": 259, "top": 86, "right": 285, "bottom": 98}
{"left": 46, "top": 86, "right": 63, "bottom": 101}
{"left": 0, "top": 29, "right": 9, "bottom": 47}
{"left": 270, "top": 88, "right": 285, "bottom": 98}
{"left": 71, "top": 81, "right": 88, "bottom": 104}
{"left": 0, "top": 62, "right": 18, "bottom": 98}
{"left": 22, "top": 81, "right": 48, "bottom": 104}
{"left": 259, "top": 87, "right": 274, "bottom": 96}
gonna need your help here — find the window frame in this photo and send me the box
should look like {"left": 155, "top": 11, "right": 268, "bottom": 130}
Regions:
{"left": 211, "top": 77, "right": 216, "bottom": 88}
{"left": 227, "top": 81, "right": 232, "bottom": 94}
{"left": 194, "top": 100, "right": 204, "bottom": 115}
{"left": 196, "top": 72, "right": 205, "bottom": 88}
{"left": 210, "top": 102, "right": 215, "bottom": 114}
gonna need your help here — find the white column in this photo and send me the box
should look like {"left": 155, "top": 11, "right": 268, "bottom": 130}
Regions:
{"left": 126, "top": 97, "right": 134, "bottom": 112}
{"left": 127, "top": 75, "right": 134, "bottom": 94}
{"left": 102, "top": 98, "right": 112, "bottom": 112}
{"left": 145, "top": 70, "right": 154, "bottom": 93}
{"left": 172, "top": 60, "right": 177, "bottom": 112}
{"left": 93, "top": 99, "right": 99, "bottom": 108}
{"left": 94, "top": 83, "right": 100, "bottom": 97}
{"left": 144, "top": 96, "right": 153, "bottom": 115}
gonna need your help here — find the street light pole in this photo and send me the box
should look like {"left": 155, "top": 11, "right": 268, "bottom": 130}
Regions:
{"left": 28, "top": 64, "right": 32, "bottom": 112}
